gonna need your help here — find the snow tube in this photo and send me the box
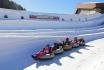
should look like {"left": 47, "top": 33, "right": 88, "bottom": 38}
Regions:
{"left": 53, "top": 45, "right": 64, "bottom": 54}
{"left": 79, "top": 42, "right": 85, "bottom": 46}
{"left": 72, "top": 43, "right": 79, "bottom": 48}
{"left": 78, "top": 37, "right": 85, "bottom": 46}
{"left": 32, "top": 52, "right": 55, "bottom": 60}
{"left": 63, "top": 44, "right": 72, "bottom": 50}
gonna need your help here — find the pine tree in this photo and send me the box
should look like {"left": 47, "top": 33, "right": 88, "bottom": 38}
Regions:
{"left": 0, "top": 0, "right": 25, "bottom": 10}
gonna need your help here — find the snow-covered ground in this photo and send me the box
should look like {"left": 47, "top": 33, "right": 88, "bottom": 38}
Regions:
{"left": 25, "top": 38, "right": 104, "bottom": 70}
{"left": 0, "top": 28, "right": 104, "bottom": 70}
{"left": 0, "top": 14, "right": 104, "bottom": 70}
{"left": 0, "top": 14, "right": 104, "bottom": 30}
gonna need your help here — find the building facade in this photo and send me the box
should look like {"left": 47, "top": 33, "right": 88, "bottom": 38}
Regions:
{"left": 75, "top": 2, "right": 104, "bottom": 15}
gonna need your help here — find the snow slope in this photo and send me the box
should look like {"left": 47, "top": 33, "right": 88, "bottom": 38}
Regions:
{"left": 0, "top": 14, "right": 104, "bottom": 30}
{"left": 24, "top": 38, "right": 104, "bottom": 70}
{"left": 0, "top": 14, "right": 104, "bottom": 70}
{"left": 0, "top": 28, "right": 104, "bottom": 70}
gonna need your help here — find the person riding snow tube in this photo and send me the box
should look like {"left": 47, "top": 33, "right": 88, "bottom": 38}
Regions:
{"left": 32, "top": 44, "right": 55, "bottom": 60}
{"left": 63, "top": 38, "right": 72, "bottom": 50}
{"left": 78, "top": 37, "right": 85, "bottom": 46}
{"left": 72, "top": 37, "right": 80, "bottom": 48}
{"left": 52, "top": 43, "right": 64, "bottom": 54}
{"left": 43, "top": 44, "right": 52, "bottom": 54}
{"left": 32, "top": 51, "right": 45, "bottom": 60}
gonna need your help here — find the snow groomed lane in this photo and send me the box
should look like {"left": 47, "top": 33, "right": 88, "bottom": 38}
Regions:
{"left": 0, "top": 26, "right": 104, "bottom": 37}
{"left": 0, "top": 27, "right": 104, "bottom": 70}
{"left": 0, "top": 14, "right": 104, "bottom": 30}
{"left": 24, "top": 38, "right": 104, "bottom": 70}
{"left": 0, "top": 14, "right": 104, "bottom": 70}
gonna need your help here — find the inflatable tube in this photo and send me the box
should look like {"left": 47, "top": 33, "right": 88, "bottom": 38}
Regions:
{"left": 72, "top": 43, "right": 79, "bottom": 48}
{"left": 53, "top": 46, "right": 64, "bottom": 54}
{"left": 32, "top": 53, "right": 55, "bottom": 60}
{"left": 63, "top": 44, "right": 72, "bottom": 50}
{"left": 79, "top": 42, "right": 85, "bottom": 46}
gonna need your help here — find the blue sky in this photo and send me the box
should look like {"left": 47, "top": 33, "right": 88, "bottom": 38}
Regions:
{"left": 12, "top": 0, "right": 104, "bottom": 14}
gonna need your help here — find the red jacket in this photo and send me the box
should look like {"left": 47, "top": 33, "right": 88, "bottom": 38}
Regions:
{"left": 36, "top": 51, "right": 45, "bottom": 57}
{"left": 43, "top": 47, "right": 50, "bottom": 54}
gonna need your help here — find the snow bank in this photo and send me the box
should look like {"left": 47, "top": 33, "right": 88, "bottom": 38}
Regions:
{"left": 0, "top": 14, "right": 104, "bottom": 30}
{"left": 0, "top": 29, "right": 104, "bottom": 70}
{"left": 0, "top": 13, "right": 104, "bottom": 70}
{"left": 24, "top": 38, "right": 104, "bottom": 70}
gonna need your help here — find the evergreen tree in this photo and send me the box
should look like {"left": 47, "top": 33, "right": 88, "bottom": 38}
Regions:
{"left": 0, "top": 0, "right": 25, "bottom": 10}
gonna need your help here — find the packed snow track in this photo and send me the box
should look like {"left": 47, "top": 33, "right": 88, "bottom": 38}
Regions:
{"left": 0, "top": 14, "right": 104, "bottom": 70}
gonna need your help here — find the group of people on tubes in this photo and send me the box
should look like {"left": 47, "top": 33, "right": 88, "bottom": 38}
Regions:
{"left": 32, "top": 37, "right": 85, "bottom": 60}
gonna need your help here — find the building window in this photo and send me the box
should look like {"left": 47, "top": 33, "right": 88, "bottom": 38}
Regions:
{"left": 4, "top": 15, "right": 8, "bottom": 18}
{"left": 21, "top": 16, "right": 24, "bottom": 19}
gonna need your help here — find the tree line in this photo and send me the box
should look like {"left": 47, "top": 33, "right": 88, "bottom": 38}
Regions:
{"left": 0, "top": 0, "right": 25, "bottom": 10}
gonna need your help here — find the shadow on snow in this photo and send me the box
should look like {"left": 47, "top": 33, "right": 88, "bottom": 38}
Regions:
{"left": 33, "top": 45, "right": 92, "bottom": 68}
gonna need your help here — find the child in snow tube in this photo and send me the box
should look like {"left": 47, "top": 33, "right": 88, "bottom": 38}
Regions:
{"left": 32, "top": 44, "right": 54, "bottom": 60}
{"left": 78, "top": 37, "right": 85, "bottom": 46}
{"left": 72, "top": 37, "right": 80, "bottom": 48}
{"left": 43, "top": 44, "right": 52, "bottom": 54}
{"left": 63, "top": 38, "right": 72, "bottom": 50}
{"left": 52, "top": 43, "right": 64, "bottom": 54}
{"left": 32, "top": 51, "right": 45, "bottom": 60}
{"left": 36, "top": 51, "right": 45, "bottom": 57}
{"left": 52, "top": 43, "right": 59, "bottom": 51}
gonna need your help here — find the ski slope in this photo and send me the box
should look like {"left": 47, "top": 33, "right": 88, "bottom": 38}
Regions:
{"left": 0, "top": 14, "right": 104, "bottom": 30}
{"left": 24, "top": 38, "right": 104, "bottom": 70}
{"left": 0, "top": 14, "right": 104, "bottom": 70}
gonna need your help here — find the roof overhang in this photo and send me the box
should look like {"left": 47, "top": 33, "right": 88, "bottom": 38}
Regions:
{"left": 76, "top": 3, "right": 104, "bottom": 9}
